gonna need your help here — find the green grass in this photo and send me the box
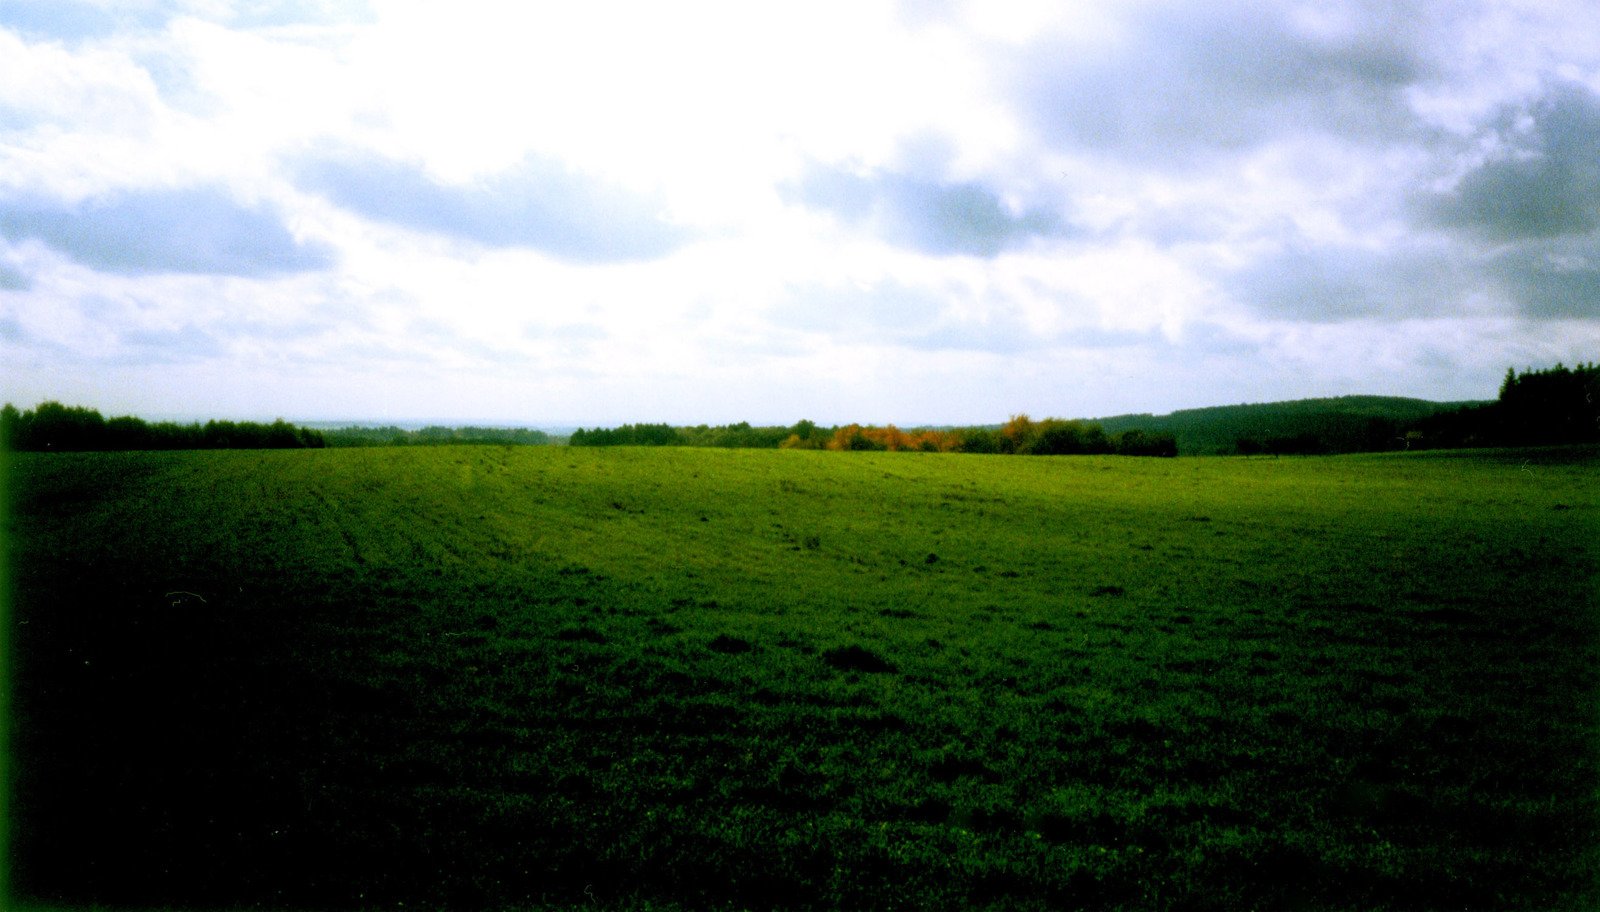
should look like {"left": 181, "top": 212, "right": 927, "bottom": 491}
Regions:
{"left": 8, "top": 445, "right": 1599, "bottom": 910}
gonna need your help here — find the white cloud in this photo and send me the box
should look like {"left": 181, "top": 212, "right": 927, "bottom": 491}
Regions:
{"left": 2, "top": 0, "right": 1599, "bottom": 424}
{"left": 790, "top": 161, "right": 1071, "bottom": 257}
{"left": 293, "top": 149, "right": 692, "bottom": 261}
{"left": 0, "top": 185, "right": 333, "bottom": 275}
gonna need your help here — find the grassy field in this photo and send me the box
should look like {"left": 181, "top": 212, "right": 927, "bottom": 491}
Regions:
{"left": 7, "top": 444, "right": 1599, "bottom": 910}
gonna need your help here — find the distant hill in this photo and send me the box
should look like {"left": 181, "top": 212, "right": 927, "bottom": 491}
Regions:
{"left": 1093, "top": 396, "right": 1487, "bottom": 455}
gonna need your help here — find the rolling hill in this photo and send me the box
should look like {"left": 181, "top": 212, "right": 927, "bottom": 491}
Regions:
{"left": 1093, "top": 395, "right": 1487, "bottom": 455}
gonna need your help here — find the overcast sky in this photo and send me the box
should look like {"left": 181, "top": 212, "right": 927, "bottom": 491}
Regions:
{"left": 2, "top": 0, "right": 1597, "bottom": 426}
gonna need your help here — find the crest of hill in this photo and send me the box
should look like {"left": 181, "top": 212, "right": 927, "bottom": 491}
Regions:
{"left": 1093, "top": 396, "right": 1487, "bottom": 455}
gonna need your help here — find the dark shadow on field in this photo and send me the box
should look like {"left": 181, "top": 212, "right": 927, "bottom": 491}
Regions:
{"left": 9, "top": 557, "right": 681, "bottom": 910}
{"left": 8, "top": 569, "right": 362, "bottom": 909}
{"left": 1259, "top": 587, "right": 1600, "bottom": 908}
{"left": 15, "top": 558, "right": 1599, "bottom": 912}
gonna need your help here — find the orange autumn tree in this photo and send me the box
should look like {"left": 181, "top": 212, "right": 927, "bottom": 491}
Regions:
{"left": 825, "top": 424, "right": 886, "bottom": 451}
{"left": 998, "top": 414, "right": 1038, "bottom": 454}
{"left": 825, "top": 424, "right": 970, "bottom": 452}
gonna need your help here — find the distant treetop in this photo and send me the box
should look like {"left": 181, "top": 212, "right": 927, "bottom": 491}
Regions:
{"left": 2, "top": 402, "right": 325, "bottom": 452}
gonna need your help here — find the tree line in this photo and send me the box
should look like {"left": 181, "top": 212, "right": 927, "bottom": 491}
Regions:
{"left": 12, "top": 361, "right": 1588, "bottom": 456}
{"left": 1232, "top": 362, "right": 1599, "bottom": 455}
{"left": 572, "top": 415, "right": 1179, "bottom": 456}
{"left": 1100, "top": 396, "right": 1456, "bottom": 456}
{"left": 2, "top": 401, "right": 325, "bottom": 451}
{"left": 569, "top": 422, "right": 797, "bottom": 449}
{"left": 320, "top": 425, "right": 555, "bottom": 447}
{"left": 1, "top": 403, "right": 571, "bottom": 453}
{"left": 1412, "top": 362, "right": 1600, "bottom": 448}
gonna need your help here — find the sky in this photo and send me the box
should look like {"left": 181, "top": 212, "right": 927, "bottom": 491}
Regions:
{"left": 1, "top": 0, "right": 1598, "bottom": 427}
